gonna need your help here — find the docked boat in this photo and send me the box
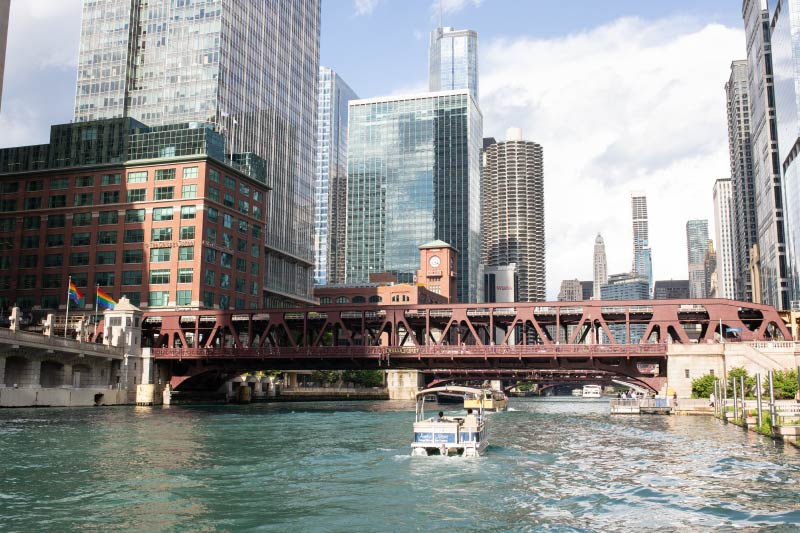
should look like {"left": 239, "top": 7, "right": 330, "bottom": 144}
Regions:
{"left": 411, "top": 386, "right": 489, "bottom": 457}
{"left": 571, "top": 388, "right": 583, "bottom": 397}
{"left": 435, "top": 391, "right": 466, "bottom": 404}
{"left": 464, "top": 389, "right": 508, "bottom": 412}
{"left": 582, "top": 384, "right": 602, "bottom": 398}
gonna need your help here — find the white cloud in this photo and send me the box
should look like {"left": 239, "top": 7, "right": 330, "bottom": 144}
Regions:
{"left": 0, "top": 0, "right": 82, "bottom": 147}
{"left": 480, "top": 17, "right": 746, "bottom": 299}
{"left": 430, "top": 0, "right": 484, "bottom": 16}
{"left": 354, "top": 0, "right": 380, "bottom": 16}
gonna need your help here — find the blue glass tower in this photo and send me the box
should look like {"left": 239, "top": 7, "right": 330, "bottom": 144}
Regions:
{"left": 429, "top": 27, "right": 479, "bottom": 102}
{"left": 345, "top": 90, "right": 483, "bottom": 302}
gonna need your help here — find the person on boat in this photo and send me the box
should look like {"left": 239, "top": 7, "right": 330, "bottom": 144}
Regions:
{"left": 464, "top": 408, "right": 478, "bottom": 427}
{"left": 436, "top": 411, "right": 446, "bottom": 422}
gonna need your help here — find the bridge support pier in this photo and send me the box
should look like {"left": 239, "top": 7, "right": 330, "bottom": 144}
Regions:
{"left": 386, "top": 370, "right": 425, "bottom": 400}
{"left": 0, "top": 355, "right": 4, "bottom": 386}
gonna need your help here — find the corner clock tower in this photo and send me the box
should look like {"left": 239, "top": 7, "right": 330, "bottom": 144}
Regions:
{"left": 416, "top": 240, "right": 458, "bottom": 303}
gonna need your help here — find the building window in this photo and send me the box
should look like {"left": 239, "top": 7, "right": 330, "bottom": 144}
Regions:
{"left": 151, "top": 228, "right": 172, "bottom": 241}
{"left": 253, "top": 190, "right": 263, "bottom": 203}
{"left": 238, "top": 220, "right": 248, "bottom": 234}
{"left": 182, "top": 184, "right": 197, "bottom": 199}
{"left": 154, "top": 186, "right": 174, "bottom": 200}
{"left": 353, "top": 296, "right": 366, "bottom": 303}
{"left": 181, "top": 205, "right": 196, "bottom": 219}
{"left": 20, "top": 255, "right": 38, "bottom": 268}
{"left": 238, "top": 200, "right": 249, "bottom": 215}
{"left": 97, "top": 231, "right": 117, "bottom": 245}
{"left": 221, "top": 253, "right": 232, "bottom": 269}
{"left": 50, "top": 178, "right": 68, "bottom": 190}
{"left": 41, "top": 295, "right": 60, "bottom": 309}
{"left": 45, "top": 234, "right": 64, "bottom": 247}
{"left": 250, "top": 262, "right": 259, "bottom": 276}
{"left": 99, "top": 211, "right": 119, "bottom": 225}
{"left": 49, "top": 195, "right": 67, "bottom": 208}
{"left": 152, "top": 207, "right": 173, "bottom": 221}
{"left": 178, "top": 245, "right": 194, "bottom": 261}
{"left": 236, "top": 258, "right": 246, "bottom": 272}
{"left": 204, "top": 270, "right": 216, "bottom": 286}
{"left": 709, "top": 369, "right": 714, "bottom": 376}
{"left": 101, "top": 191, "right": 120, "bottom": 204}
{"left": 204, "top": 247, "right": 217, "bottom": 264}
{"left": 150, "top": 269, "right": 170, "bottom": 284}
{"left": 127, "top": 189, "right": 146, "bottom": 202}
{"left": 0, "top": 218, "right": 14, "bottom": 231}
{"left": 219, "top": 273, "right": 230, "bottom": 288}
{"left": 21, "top": 236, "right": 39, "bottom": 249}
{"left": 252, "top": 225, "right": 261, "bottom": 239}
{"left": 24, "top": 197, "right": 41, "bottom": 210}
{"left": 44, "top": 253, "right": 63, "bottom": 267}
{"left": 209, "top": 169, "right": 220, "bottom": 183}
{"left": 237, "top": 238, "right": 246, "bottom": 253}
{"left": 183, "top": 167, "right": 199, "bottom": 179}
{"left": 224, "top": 176, "right": 236, "bottom": 189}
{"left": 239, "top": 183, "right": 250, "bottom": 196}
{"left": 122, "top": 271, "right": 142, "bottom": 285}
{"left": 203, "top": 291, "right": 215, "bottom": 307}
{"left": 73, "top": 193, "right": 93, "bottom": 207}
{"left": 149, "top": 248, "right": 171, "bottom": 262}
{"left": 208, "top": 187, "right": 220, "bottom": 202}
{"left": 122, "top": 292, "right": 140, "bottom": 306}
{"left": 253, "top": 206, "right": 263, "bottom": 220}
{"left": 180, "top": 226, "right": 195, "bottom": 240}
{"left": 26, "top": 180, "right": 43, "bottom": 192}
{"left": 207, "top": 207, "right": 218, "bottom": 222}
{"left": 0, "top": 183, "right": 15, "bottom": 193}
{"left": 320, "top": 297, "right": 332, "bottom": 304}
{"left": 223, "top": 213, "right": 233, "bottom": 228}
{"left": 251, "top": 244, "right": 259, "bottom": 258}
{"left": 685, "top": 369, "right": 690, "bottom": 379}
{"left": 176, "top": 290, "right": 192, "bottom": 306}
{"left": 125, "top": 229, "right": 144, "bottom": 243}
{"left": 76, "top": 176, "right": 94, "bottom": 187}
{"left": 23, "top": 216, "right": 41, "bottom": 229}
{"left": 219, "top": 294, "right": 230, "bottom": 309}
{"left": 125, "top": 209, "right": 145, "bottom": 223}
{"left": 96, "top": 251, "right": 116, "bottom": 265}
{"left": 222, "top": 233, "right": 232, "bottom": 248}
{"left": 0, "top": 199, "right": 17, "bottom": 212}
{"left": 70, "top": 252, "right": 90, "bottom": 266}
{"left": 177, "top": 268, "right": 193, "bottom": 284}
{"left": 127, "top": 171, "right": 147, "bottom": 183}
{"left": 123, "top": 250, "right": 143, "bottom": 264}
{"left": 42, "top": 274, "right": 60, "bottom": 288}
{"left": 95, "top": 272, "right": 115, "bottom": 286}
{"left": 71, "top": 273, "right": 88, "bottom": 287}
{"left": 101, "top": 174, "right": 121, "bottom": 186}
{"left": 148, "top": 291, "right": 170, "bottom": 307}
{"left": 369, "top": 295, "right": 380, "bottom": 303}
{"left": 206, "top": 227, "right": 217, "bottom": 244}
{"left": 18, "top": 274, "right": 37, "bottom": 290}
{"left": 155, "top": 168, "right": 176, "bottom": 181}
{"left": 250, "top": 282, "right": 258, "bottom": 296}
{"left": 72, "top": 212, "right": 92, "bottom": 226}
{"left": 223, "top": 193, "right": 235, "bottom": 208}
{"left": 234, "top": 278, "right": 245, "bottom": 293}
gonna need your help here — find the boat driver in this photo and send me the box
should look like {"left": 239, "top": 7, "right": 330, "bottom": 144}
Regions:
{"left": 464, "top": 408, "right": 478, "bottom": 427}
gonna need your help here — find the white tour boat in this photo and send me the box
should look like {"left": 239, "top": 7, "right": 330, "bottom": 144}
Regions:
{"left": 464, "top": 389, "right": 508, "bottom": 412}
{"left": 411, "top": 386, "right": 489, "bottom": 457}
{"left": 582, "top": 384, "right": 602, "bottom": 398}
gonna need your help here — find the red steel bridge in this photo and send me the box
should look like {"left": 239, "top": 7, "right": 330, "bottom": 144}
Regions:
{"left": 146, "top": 299, "right": 789, "bottom": 391}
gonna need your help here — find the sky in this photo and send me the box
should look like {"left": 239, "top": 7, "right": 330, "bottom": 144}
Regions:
{"left": 0, "top": 0, "right": 747, "bottom": 299}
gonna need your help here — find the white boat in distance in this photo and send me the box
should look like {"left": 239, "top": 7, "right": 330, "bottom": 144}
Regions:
{"left": 582, "top": 384, "right": 602, "bottom": 398}
{"left": 411, "top": 386, "right": 489, "bottom": 457}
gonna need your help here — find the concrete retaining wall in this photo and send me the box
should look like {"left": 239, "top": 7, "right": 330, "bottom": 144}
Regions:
{"left": 0, "top": 387, "right": 128, "bottom": 407}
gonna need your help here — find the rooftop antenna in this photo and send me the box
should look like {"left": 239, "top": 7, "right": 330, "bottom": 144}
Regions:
{"left": 439, "top": 0, "right": 443, "bottom": 29}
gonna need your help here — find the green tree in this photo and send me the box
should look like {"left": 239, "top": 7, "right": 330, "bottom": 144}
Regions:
{"left": 727, "top": 367, "right": 757, "bottom": 398}
{"left": 342, "top": 370, "right": 384, "bottom": 388}
{"left": 691, "top": 374, "right": 716, "bottom": 399}
{"left": 311, "top": 370, "right": 340, "bottom": 385}
{"left": 764, "top": 369, "right": 799, "bottom": 400}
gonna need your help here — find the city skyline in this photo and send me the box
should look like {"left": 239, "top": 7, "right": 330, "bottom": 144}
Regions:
{"left": 0, "top": 1, "right": 746, "bottom": 299}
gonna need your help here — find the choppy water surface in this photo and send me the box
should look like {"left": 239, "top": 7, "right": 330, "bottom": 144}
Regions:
{"left": 1, "top": 398, "right": 799, "bottom": 532}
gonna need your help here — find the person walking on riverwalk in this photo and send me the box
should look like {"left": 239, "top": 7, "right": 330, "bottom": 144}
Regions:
{"left": 709, "top": 392, "right": 715, "bottom": 408}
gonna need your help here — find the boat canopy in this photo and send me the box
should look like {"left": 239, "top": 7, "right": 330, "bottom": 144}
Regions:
{"left": 415, "top": 386, "right": 484, "bottom": 399}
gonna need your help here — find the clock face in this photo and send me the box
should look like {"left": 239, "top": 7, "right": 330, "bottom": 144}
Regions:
{"left": 429, "top": 255, "right": 441, "bottom": 268}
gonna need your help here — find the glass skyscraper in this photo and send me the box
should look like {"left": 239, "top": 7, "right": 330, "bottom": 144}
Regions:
{"left": 429, "top": 27, "right": 479, "bottom": 102}
{"left": 630, "top": 192, "right": 652, "bottom": 295}
{"left": 73, "top": 0, "right": 321, "bottom": 307}
{"left": 345, "top": 90, "right": 483, "bottom": 302}
{"left": 314, "top": 67, "right": 358, "bottom": 286}
{"left": 687, "top": 219, "right": 709, "bottom": 298}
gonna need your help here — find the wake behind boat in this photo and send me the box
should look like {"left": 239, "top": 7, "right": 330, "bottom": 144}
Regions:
{"left": 411, "top": 386, "right": 489, "bottom": 457}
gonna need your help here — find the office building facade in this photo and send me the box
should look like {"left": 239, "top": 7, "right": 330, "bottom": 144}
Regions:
{"left": 481, "top": 129, "right": 545, "bottom": 302}
{"left": 0, "top": 119, "right": 268, "bottom": 312}
{"left": 630, "top": 192, "right": 652, "bottom": 292}
{"left": 314, "top": 67, "right": 358, "bottom": 286}
{"left": 345, "top": 90, "right": 482, "bottom": 302}
{"left": 558, "top": 279, "right": 582, "bottom": 302}
{"left": 742, "top": 0, "right": 791, "bottom": 309}
{"left": 687, "top": 219, "right": 709, "bottom": 298}
{"left": 593, "top": 234, "right": 608, "bottom": 300}
{"left": 713, "top": 178, "right": 736, "bottom": 299}
{"left": 73, "top": 0, "right": 321, "bottom": 306}
{"left": 600, "top": 273, "right": 650, "bottom": 301}
{"left": 654, "top": 280, "right": 691, "bottom": 300}
{"left": 725, "top": 60, "right": 757, "bottom": 302}
{"left": 429, "top": 26, "right": 479, "bottom": 102}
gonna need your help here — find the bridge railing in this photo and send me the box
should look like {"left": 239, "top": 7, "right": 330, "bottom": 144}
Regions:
{"left": 152, "top": 343, "right": 668, "bottom": 360}
{"left": 0, "top": 327, "right": 123, "bottom": 357}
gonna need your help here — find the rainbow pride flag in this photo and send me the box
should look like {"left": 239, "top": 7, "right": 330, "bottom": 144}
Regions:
{"left": 68, "top": 280, "right": 84, "bottom": 305}
{"left": 96, "top": 287, "right": 116, "bottom": 310}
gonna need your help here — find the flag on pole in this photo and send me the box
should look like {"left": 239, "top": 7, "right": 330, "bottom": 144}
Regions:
{"left": 96, "top": 287, "right": 116, "bottom": 310}
{"left": 68, "top": 280, "right": 84, "bottom": 305}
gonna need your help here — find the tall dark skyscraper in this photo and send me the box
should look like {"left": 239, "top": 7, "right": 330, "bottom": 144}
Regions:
{"left": 481, "top": 128, "right": 545, "bottom": 302}
{"left": 73, "top": 0, "right": 321, "bottom": 306}
{"left": 725, "top": 60, "right": 757, "bottom": 302}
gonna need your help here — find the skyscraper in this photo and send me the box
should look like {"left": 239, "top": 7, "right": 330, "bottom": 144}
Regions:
{"left": 558, "top": 279, "right": 582, "bottom": 302}
{"left": 687, "top": 219, "right": 709, "bottom": 298}
{"left": 725, "top": 60, "right": 757, "bottom": 302}
{"left": 630, "top": 192, "right": 652, "bottom": 293}
{"left": 481, "top": 128, "right": 545, "bottom": 302}
{"left": 73, "top": 0, "right": 321, "bottom": 307}
{"left": 713, "top": 178, "right": 736, "bottom": 299}
{"left": 771, "top": 1, "right": 800, "bottom": 304}
{"left": 314, "top": 67, "right": 358, "bottom": 286}
{"left": 742, "top": 0, "right": 791, "bottom": 309}
{"left": 429, "top": 26, "right": 479, "bottom": 102}
{"left": 345, "top": 90, "right": 483, "bottom": 302}
{"left": 593, "top": 234, "right": 608, "bottom": 300}
{"left": 0, "top": 0, "right": 9, "bottom": 111}
{"left": 705, "top": 240, "right": 718, "bottom": 298}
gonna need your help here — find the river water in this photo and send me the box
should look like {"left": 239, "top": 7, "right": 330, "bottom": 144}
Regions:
{"left": 1, "top": 398, "right": 799, "bottom": 532}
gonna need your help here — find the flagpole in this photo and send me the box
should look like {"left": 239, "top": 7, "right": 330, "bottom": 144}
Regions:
{"left": 65, "top": 276, "right": 71, "bottom": 338}
{"left": 95, "top": 283, "right": 99, "bottom": 327}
